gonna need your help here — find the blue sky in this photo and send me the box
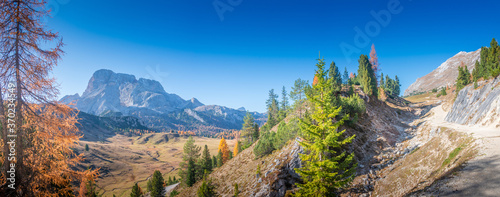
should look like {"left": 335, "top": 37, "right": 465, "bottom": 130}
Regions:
{"left": 49, "top": 0, "right": 500, "bottom": 113}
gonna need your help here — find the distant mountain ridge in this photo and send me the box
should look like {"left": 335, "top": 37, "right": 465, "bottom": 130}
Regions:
{"left": 404, "top": 49, "right": 481, "bottom": 96}
{"left": 61, "top": 69, "right": 266, "bottom": 133}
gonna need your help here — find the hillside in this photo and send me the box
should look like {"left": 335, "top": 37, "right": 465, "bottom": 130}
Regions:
{"left": 404, "top": 49, "right": 481, "bottom": 96}
{"left": 61, "top": 69, "right": 266, "bottom": 134}
{"left": 174, "top": 87, "right": 423, "bottom": 196}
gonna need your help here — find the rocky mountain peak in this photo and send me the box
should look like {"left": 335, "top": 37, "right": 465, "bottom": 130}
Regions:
{"left": 404, "top": 49, "right": 481, "bottom": 96}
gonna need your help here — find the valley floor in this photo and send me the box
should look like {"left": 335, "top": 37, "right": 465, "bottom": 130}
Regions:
{"left": 410, "top": 104, "right": 500, "bottom": 196}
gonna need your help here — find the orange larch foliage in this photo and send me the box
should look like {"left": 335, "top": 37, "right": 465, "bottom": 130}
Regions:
{"left": 233, "top": 140, "right": 239, "bottom": 156}
{"left": 369, "top": 44, "right": 380, "bottom": 76}
{"left": 313, "top": 75, "right": 319, "bottom": 86}
{"left": 218, "top": 137, "right": 230, "bottom": 163}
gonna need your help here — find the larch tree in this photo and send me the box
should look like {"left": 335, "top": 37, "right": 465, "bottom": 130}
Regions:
{"left": 233, "top": 140, "right": 239, "bottom": 156}
{"left": 294, "top": 58, "right": 357, "bottom": 197}
{"left": 218, "top": 137, "right": 230, "bottom": 164}
{"left": 178, "top": 136, "right": 201, "bottom": 186}
{"left": 369, "top": 43, "right": 380, "bottom": 81}
{"left": 0, "top": 0, "right": 96, "bottom": 195}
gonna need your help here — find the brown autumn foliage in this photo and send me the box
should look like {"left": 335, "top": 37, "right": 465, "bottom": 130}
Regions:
{"left": 369, "top": 43, "right": 380, "bottom": 77}
{"left": 0, "top": 0, "right": 97, "bottom": 195}
{"left": 349, "top": 72, "right": 355, "bottom": 79}
{"left": 218, "top": 137, "right": 230, "bottom": 163}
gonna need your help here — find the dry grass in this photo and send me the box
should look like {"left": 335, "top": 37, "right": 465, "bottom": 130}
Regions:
{"left": 176, "top": 140, "right": 301, "bottom": 197}
{"left": 77, "top": 134, "right": 235, "bottom": 197}
{"left": 373, "top": 127, "right": 477, "bottom": 196}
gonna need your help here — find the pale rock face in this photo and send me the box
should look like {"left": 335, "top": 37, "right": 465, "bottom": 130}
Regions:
{"left": 445, "top": 77, "right": 500, "bottom": 128}
{"left": 404, "top": 49, "right": 481, "bottom": 96}
{"left": 65, "top": 69, "right": 199, "bottom": 116}
{"left": 60, "top": 69, "right": 266, "bottom": 131}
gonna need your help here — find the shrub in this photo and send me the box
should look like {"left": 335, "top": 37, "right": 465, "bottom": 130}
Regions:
{"left": 432, "top": 88, "right": 438, "bottom": 93}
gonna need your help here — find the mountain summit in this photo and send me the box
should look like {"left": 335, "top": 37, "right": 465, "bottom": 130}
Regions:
{"left": 404, "top": 49, "right": 481, "bottom": 96}
{"left": 61, "top": 69, "right": 265, "bottom": 133}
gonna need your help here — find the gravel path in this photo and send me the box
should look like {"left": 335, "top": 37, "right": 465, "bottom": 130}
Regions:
{"left": 412, "top": 104, "right": 500, "bottom": 197}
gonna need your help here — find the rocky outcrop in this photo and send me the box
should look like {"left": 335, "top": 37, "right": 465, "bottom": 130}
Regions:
{"left": 404, "top": 49, "right": 481, "bottom": 96}
{"left": 445, "top": 77, "right": 500, "bottom": 127}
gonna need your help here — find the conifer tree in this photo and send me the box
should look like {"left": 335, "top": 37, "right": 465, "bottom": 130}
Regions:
{"left": 253, "top": 123, "right": 260, "bottom": 141}
{"left": 218, "top": 137, "right": 230, "bottom": 163}
{"left": 488, "top": 38, "right": 500, "bottom": 78}
{"left": 369, "top": 43, "right": 380, "bottom": 79}
{"left": 200, "top": 145, "right": 213, "bottom": 174}
{"left": 294, "top": 58, "right": 357, "bottom": 196}
{"left": 149, "top": 170, "right": 165, "bottom": 197}
{"left": 380, "top": 73, "right": 384, "bottom": 88}
{"left": 0, "top": 0, "right": 96, "bottom": 194}
{"left": 130, "top": 182, "right": 143, "bottom": 197}
{"left": 328, "top": 61, "right": 342, "bottom": 90}
{"left": 343, "top": 67, "right": 349, "bottom": 85}
{"left": 197, "top": 174, "right": 217, "bottom": 197}
{"left": 234, "top": 141, "right": 240, "bottom": 156}
{"left": 216, "top": 150, "right": 223, "bottom": 167}
{"left": 242, "top": 112, "right": 257, "bottom": 143}
{"left": 394, "top": 75, "right": 401, "bottom": 96}
{"left": 280, "top": 86, "right": 290, "bottom": 119}
{"left": 357, "top": 54, "right": 377, "bottom": 96}
{"left": 178, "top": 136, "right": 201, "bottom": 186}
{"left": 290, "top": 78, "right": 309, "bottom": 118}
{"left": 212, "top": 156, "right": 217, "bottom": 168}
{"left": 234, "top": 183, "right": 239, "bottom": 197}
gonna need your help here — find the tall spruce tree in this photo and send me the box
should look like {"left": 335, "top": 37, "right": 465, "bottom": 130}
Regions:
{"left": 328, "top": 61, "right": 342, "bottom": 90}
{"left": 294, "top": 58, "right": 357, "bottom": 197}
{"left": 280, "top": 86, "right": 290, "bottom": 117}
{"left": 488, "top": 38, "right": 500, "bottom": 78}
{"left": 242, "top": 113, "right": 257, "bottom": 143}
{"left": 200, "top": 145, "right": 212, "bottom": 174}
{"left": 343, "top": 67, "right": 349, "bottom": 85}
{"left": 357, "top": 54, "right": 377, "bottom": 96}
{"left": 149, "top": 170, "right": 165, "bottom": 197}
{"left": 394, "top": 75, "right": 401, "bottom": 96}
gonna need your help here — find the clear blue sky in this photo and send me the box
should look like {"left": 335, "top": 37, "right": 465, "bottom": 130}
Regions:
{"left": 49, "top": 0, "right": 500, "bottom": 113}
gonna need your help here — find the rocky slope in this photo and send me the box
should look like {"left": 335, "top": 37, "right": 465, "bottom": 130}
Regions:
{"left": 445, "top": 77, "right": 500, "bottom": 128}
{"left": 404, "top": 49, "right": 481, "bottom": 96}
{"left": 175, "top": 88, "right": 416, "bottom": 196}
{"left": 61, "top": 69, "right": 266, "bottom": 133}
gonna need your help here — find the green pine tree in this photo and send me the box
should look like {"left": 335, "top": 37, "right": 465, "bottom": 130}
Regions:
{"left": 197, "top": 175, "right": 217, "bottom": 197}
{"left": 488, "top": 38, "right": 500, "bottom": 78}
{"left": 343, "top": 67, "right": 349, "bottom": 85}
{"left": 328, "top": 61, "right": 342, "bottom": 91}
{"left": 216, "top": 150, "right": 223, "bottom": 167}
{"left": 178, "top": 136, "right": 201, "bottom": 187}
{"left": 242, "top": 113, "right": 257, "bottom": 143}
{"left": 85, "top": 144, "right": 89, "bottom": 151}
{"left": 149, "top": 170, "right": 165, "bottom": 197}
{"left": 212, "top": 155, "right": 217, "bottom": 168}
{"left": 290, "top": 78, "right": 309, "bottom": 118}
{"left": 200, "top": 145, "right": 213, "bottom": 174}
{"left": 280, "top": 86, "right": 290, "bottom": 119}
{"left": 234, "top": 183, "right": 239, "bottom": 197}
{"left": 357, "top": 54, "right": 377, "bottom": 97}
{"left": 294, "top": 58, "right": 357, "bottom": 197}
{"left": 380, "top": 73, "right": 384, "bottom": 88}
{"left": 130, "top": 182, "right": 143, "bottom": 197}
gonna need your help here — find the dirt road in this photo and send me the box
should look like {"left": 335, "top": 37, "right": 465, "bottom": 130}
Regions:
{"left": 417, "top": 104, "right": 500, "bottom": 196}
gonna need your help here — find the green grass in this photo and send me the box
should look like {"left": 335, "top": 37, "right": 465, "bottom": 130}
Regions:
{"left": 442, "top": 146, "right": 463, "bottom": 167}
